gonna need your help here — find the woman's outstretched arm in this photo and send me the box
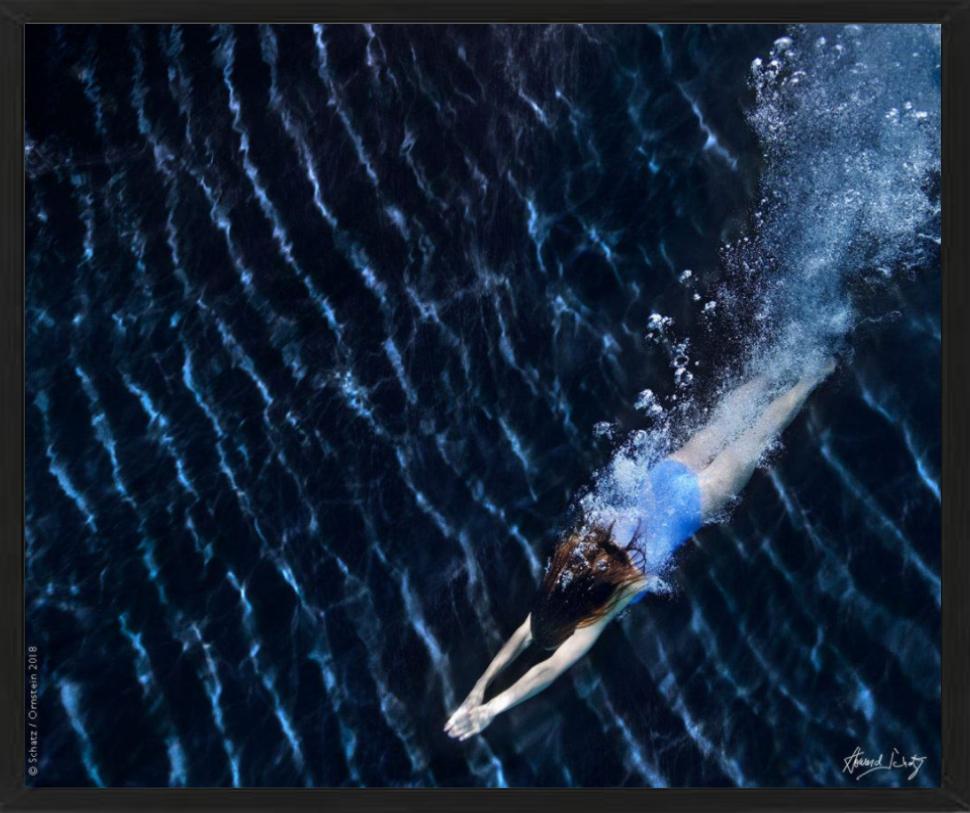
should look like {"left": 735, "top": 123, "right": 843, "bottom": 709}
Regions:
{"left": 444, "top": 615, "right": 533, "bottom": 732}
{"left": 445, "top": 613, "right": 611, "bottom": 741}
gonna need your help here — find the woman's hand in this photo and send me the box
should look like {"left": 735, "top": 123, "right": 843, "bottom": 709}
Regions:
{"left": 444, "top": 615, "right": 533, "bottom": 742}
{"left": 444, "top": 702, "right": 497, "bottom": 741}
{"left": 444, "top": 686, "right": 484, "bottom": 733}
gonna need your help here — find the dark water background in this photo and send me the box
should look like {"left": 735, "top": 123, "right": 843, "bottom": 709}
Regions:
{"left": 25, "top": 24, "right": 940, "bottom": 787}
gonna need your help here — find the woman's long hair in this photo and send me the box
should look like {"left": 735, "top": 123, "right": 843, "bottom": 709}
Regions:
{"left": 530, "top": 522, "right": 645, "bottom": 650}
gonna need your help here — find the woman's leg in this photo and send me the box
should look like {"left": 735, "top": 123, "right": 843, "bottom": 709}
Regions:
{"left": 670, "top": 374, "right": 772, "bottom": 471}
{"left": 696, "top": 360, "right": 834, "bottom": 518}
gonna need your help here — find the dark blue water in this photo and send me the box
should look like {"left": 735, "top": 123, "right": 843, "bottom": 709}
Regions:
{"left": 25, "top": 24, "right": 940, "bottom": 787}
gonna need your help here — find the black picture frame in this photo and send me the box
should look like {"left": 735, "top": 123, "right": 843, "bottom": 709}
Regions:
{"left": 1, "top": 2, "right": 966, "bottom": 810}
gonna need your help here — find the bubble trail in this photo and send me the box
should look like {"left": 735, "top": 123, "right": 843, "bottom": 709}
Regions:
{"left": 581, "top": 24, "right": 940, "bottom": 588}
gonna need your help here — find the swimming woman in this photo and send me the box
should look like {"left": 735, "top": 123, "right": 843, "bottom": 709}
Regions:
{"left": 444, "top": 358, "right": 835, "bottom": 741}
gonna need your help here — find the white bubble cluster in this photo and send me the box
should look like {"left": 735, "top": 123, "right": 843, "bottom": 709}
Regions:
{"left": 634, "top": 388, "right": 664, "bottom": 418}
{"left": 734, "top": 24, "right": 940, "bottom": 373}
{"left": 646, "top": 313, "right": 674, "bottom": 338}
{"left": 592, "top": 420, "right": 615, "bottom": 438}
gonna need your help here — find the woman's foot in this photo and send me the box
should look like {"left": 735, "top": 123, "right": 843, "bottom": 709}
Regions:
{"left": 817, "top": 355, "right": 837, "bottom": 378}
{"left": 800, "top": 355, "right": 836, "bottom": 386}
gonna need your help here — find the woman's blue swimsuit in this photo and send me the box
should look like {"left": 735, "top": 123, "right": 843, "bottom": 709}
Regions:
{"left": 623, "top": 458, "right": 703, "bottom": 606}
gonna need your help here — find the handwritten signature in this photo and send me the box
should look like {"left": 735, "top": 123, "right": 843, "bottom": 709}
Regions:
{"left": 842, "top": 746, "right": 927, "bottom": 781}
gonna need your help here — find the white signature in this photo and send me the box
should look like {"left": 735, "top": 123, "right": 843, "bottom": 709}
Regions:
{"left": 842, "top": 746, "right": 927, "bottom": 781}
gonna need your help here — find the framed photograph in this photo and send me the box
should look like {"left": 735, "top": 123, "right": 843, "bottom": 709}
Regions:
{"left": 2, "top": 1, "right": 967, "bottom": 810}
